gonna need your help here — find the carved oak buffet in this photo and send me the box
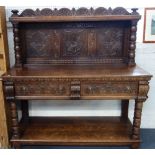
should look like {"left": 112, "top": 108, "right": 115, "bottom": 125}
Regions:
{"left": 2, "top": 7, "right": 152, "bottom": 148}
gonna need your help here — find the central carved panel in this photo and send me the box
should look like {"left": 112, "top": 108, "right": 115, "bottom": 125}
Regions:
{"left": 62, "top": 29, "right": 86, "bottom": 57}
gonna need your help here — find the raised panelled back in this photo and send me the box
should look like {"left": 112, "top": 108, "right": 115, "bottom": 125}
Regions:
{"left": 19, "top": 21, "right": 130, "bottom": 65}
{"left": 10, "top": 7, "right": 141, "bottom": 67}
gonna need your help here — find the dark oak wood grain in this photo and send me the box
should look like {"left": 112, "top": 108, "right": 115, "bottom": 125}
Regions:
{"left": 11, "top": 117, "right": 140, "bottom": 146}
{"left": 2, "top": 7, "right": 152, "bottom": 148}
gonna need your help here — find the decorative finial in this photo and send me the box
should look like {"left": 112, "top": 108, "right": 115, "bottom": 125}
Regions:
{"left": 11, "top": 10, "right": 19, "bottom": 17}
{"left": 90, "top": 7, "right": 94, "bottom": 14}
{"left": 72, "top": 8, "right": 76, "bottom": 15}
{"left": 108, "top": 7, "right": 112, "bottom": 14}
{"left": 35, "top": 8, "right": 40, "bottom": 16}
{"left": 131, "top": 8, "right": 139, "bottom": 15}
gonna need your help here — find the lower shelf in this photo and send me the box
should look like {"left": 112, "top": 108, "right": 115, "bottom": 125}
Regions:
{"left": 11, "top": 116, "right": 140, "bottom": 146}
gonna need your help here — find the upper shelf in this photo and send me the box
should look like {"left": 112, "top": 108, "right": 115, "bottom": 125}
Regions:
{"left": 10, "top": 7, "right": 141, "bottom": 22}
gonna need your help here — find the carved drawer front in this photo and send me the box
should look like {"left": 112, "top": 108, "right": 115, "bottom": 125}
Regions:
{"left": 15, "top": 79, "right": 70, "bottom": 97}
{"left": 81, "top": 82, "right": 138, "bottom": 98}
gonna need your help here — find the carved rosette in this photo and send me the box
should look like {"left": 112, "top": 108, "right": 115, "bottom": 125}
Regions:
{"left": 3, "top": 81, "right": 20, "bottom": 139}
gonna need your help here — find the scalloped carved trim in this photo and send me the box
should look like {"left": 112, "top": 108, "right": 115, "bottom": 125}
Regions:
{"left": 94, "top": 7, "right": 109, "bottom": 15}
{"left": 112, "top": 7, "right": 129, "bottom": 15}
{"left": 20, "top": 9, "right": 36, "bottom": 17}
{"left": 40, "top": 8, "right": 53, "bottom": 16}
{"left": 16, "top": 7, "right": 135, "bottom": 17}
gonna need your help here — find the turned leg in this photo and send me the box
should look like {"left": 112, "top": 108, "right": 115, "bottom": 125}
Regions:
{"left": 131, "top": 81, "right": 150, "bottom": 149}
{"left": 4, "top": 81, "right": 20, "bottom": 138}
{"left": 10, "top": 101, "right": 20, "bottom": 139}
{"left": 4, "top": 81, "right": 21, "bottom": 148}
{"left": 131, "top": 99, "right": 143, "bottom": 149}
{"left": 132, "top": 99, "right": 143, "bottom": 140}
{"left": 21, "top": 100, "right": 29, "bottom": 122}
{"left": 121, "top": 100, "right": 129, "bottom": 120}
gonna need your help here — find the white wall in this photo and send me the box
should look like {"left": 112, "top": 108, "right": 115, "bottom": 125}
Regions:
{"left": 2, "top": 0, "right": 155, "bottom": 128}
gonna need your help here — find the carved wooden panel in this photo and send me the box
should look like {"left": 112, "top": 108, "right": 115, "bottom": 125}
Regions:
{"left": 62, "top": 29, "right": 87, "bottom": 57}
{"left": 81, "top": 82, "right": 138, "bottom": 96}
{"left": 96, "top": 25, "right": 123, "bottom": 57}
{"left": 14, "top": 78, "right": 138, "bottom": 99}
{"left": 14, "top": 79, "right": 70, "bottom": 97}
{"left": 20, "top": 21, "right": 129, "bottom": 64}
{"left": 26, "top": 30, "right": 52, "bottom": 57}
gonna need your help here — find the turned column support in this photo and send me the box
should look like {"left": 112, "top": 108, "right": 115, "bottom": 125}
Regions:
{"left": 128, "top": 9, "right": 140, "bottom": 67}
{"left": 12, "top": 22, "right": 22, "bottom": 67}
{"left": 3, "top": 81, "right": 20, "bottom": 139}
{"left": 11, "top": 10, "right": 22, "bottom": 67}
{"left": 128, "top": 19, "right": 138, "bottom": 66}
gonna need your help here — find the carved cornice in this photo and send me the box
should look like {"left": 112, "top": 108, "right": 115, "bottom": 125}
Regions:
{"left": 11, "top": 7, "right": 139, "bottom": 17}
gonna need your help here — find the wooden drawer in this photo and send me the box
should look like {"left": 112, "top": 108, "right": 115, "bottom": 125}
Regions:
{"left": 81, "top": 82, "right": 138, "bottom": 99}
{"left": 15, "top": 79, "right": 70, "bottom": 98}
{"left": 14, "top": 79, "right": 138, "bottom": 99}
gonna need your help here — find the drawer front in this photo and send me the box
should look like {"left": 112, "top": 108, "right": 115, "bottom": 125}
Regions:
{"left": 14, "top": 79, "right": 138, "bottom": 99}
{"left": 15, "top": 80, "right": 70, "bottom": 97}
{"left": 81, "top": 82, "right": 138, "bottom": 98}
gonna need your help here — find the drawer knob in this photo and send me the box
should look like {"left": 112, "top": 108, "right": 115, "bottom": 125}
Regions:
{"left": 22, "top": 86, "right": 26, "bottom": 90}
